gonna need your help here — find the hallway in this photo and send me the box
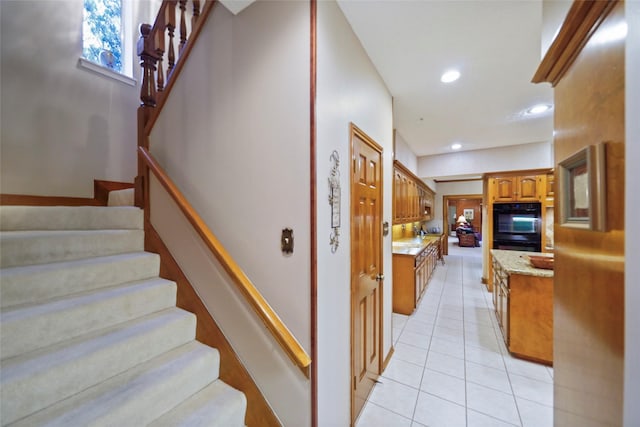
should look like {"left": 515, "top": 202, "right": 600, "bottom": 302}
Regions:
{"left": 356, "top": 243, "right": 553, "bottom": 426}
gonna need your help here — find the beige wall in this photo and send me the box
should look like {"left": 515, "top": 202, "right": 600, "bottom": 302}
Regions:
{"left": 0, "top": 0, "right": 155, "bottom": 197}
{"left": 317, "top": 1, "right": 394, "bottom": 424}
{"left": 417, "top": 141, "right": 552, "bottom": 179}
{"left": 149, "top": 1, "right": 311, "bottom": 424}
{"left": 394, "top": 130, "right": 418, "bottom": 173}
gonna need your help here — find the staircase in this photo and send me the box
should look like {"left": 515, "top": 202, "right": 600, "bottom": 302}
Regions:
{"left": 0, "top": 205, "right": 247, "bottom": 426}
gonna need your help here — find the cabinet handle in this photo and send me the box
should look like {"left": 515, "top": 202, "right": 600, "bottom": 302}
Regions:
{"left": 376, "top": 274, "right": 385, "bottom": 282}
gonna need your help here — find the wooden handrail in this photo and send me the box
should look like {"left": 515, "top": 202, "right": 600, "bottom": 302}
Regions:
{"left": 138, "top": 146, "right": 311, "bottom": 378}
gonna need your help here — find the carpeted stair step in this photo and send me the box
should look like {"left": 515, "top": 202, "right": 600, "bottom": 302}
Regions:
{"left": 107, "top": 188, "right": 135, "bottom": 206}
{"left": 0, "top": 229, "right": 144, "bottom": 268}
{"left": 150, "top": 379, "right": 247, "bottom": 427}
{"left": 0, "top": 206, "right": 142, "bottom": 231}
{"left": 0, "top": 252, "right": 160, "bottom": 309}
{"left": 1, "top": 277, "right": 177, "bottom": 359}
{"left": 10, "top": 341, "right": 221, "bottom": 427}
{"left": 0, "top": 308, "right": 196, "bottom": 425}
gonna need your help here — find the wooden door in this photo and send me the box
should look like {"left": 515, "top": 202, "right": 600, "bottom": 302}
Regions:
{"left": 350, "top": 124, "right": 383, "bottom": 424}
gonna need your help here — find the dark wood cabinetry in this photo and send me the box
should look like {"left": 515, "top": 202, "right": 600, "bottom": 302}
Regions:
{"left": 393, "top": 161, "right": 434, "bottom": 224}
{"left": 491, "top": 251, "right": 553, "bottom": 365}
{"left": 392, "top": 236, "right": 441, "bottom": 315}
{"left": 489, "top": 175, "right": 543, "bottom": 203}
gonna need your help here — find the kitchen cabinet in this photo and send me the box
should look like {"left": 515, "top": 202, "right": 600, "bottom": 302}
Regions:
{"left": 491, "top": 250, "right": 553, "bottom": 365}
{"left": 545, "top": 173, "right": 554, "bottom": 198}
{"left": 489, "top": 175, "right": 543, "bottom": 203}
{"left": 392, "top": 236, "right": 441, "bottom": 315}
{"left": 393, "top": 161, "right": 434, "bottom": 224}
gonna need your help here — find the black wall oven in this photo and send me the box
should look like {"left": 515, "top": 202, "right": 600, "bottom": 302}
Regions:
{"left": 493, "top": 202, "right": 542, "bottom": 252}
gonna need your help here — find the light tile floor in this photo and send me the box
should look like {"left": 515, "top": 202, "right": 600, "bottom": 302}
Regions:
{"left": 356, "top": 242, "right": 553, "bottom": 427}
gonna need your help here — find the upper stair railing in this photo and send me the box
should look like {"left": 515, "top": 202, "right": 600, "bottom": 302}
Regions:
{"left": 135, "top": 0, "right": 311, "bottom": 378}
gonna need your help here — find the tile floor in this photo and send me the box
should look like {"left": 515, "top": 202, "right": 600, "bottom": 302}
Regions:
{"left": 356, "top": 242, "right": 554, "bottom": 427}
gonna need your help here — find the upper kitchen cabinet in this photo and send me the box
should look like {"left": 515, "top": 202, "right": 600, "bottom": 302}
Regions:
{"left": 393, "top": 161, "right": 434, "bottom": 224}
{"left": 489, "top": 175, "right": 544, "bottom": 203}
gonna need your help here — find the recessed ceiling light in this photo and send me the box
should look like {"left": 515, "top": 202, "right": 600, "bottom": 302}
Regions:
{"left": 441, "top": 70, "right": 460, "bottom": 83}
{"left": 526, "top": 104, "right": 552, "bottom": 115}
{"left": 451, "top": 143, "right": 462, "bottom": 150}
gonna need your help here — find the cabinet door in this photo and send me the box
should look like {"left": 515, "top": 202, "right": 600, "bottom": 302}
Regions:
{"left": 517, "top": 175, "right": 541, "bottom": 201}
{"left": 500, "top": 283, "right": 509, "bottom": 346}
{"left": 394, "top": 171, "right": 401, "bottom": 222}
{"left": 401, "top": 174, "right": 408, "bottom": 221}
{"left": 492, "top": 259, "right": 499, "bottom": 315}
{"left": 546, "top": 173, "right": 555, "bottom": 197}
{"left": 492, "top": 177, "right": 517, "bottom": 202}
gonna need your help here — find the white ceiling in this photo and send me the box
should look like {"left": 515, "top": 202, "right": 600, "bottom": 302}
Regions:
{"left": 337, "top": 0, "right": 555, "bottom": 157}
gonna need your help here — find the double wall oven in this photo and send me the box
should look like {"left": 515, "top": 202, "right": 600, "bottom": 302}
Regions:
{"left": 493, "top": 202, "right": 542, "bottom": 252}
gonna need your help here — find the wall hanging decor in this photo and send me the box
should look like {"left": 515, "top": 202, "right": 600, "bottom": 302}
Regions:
{"left": 328, "top": 150, "right": 341, "bottom": 253}
{"left": 558, "top": 142, "right": 607, "bottom": 231}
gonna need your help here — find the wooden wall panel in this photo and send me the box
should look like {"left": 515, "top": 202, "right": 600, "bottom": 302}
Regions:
{"left": 547, "top": 2, "right": 625, "bottom": 425}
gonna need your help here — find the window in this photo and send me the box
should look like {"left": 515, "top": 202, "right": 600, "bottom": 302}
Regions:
{"left": 80, "top": 0, "right": 134, "bottom": 84}
{"left": 83, "top": 0, "right": 123, "bottom": 72}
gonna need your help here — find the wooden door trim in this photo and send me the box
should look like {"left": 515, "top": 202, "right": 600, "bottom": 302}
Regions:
{"left": 349, "top": 122, "right": 384, "bottom": 425}
{"left": 309, "top": 0, "right": 317, "bottom": 425}
{"left": 442, "top": 194, "right": 483, "bottom": 255}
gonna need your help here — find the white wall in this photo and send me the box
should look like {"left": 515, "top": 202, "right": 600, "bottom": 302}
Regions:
{"left": 625, "top": 1, "right": 640, "bottom": 425}
{"left": 0, "top": 0, "right": 154, "bottom": 197}
{"left": 417, "top": 141, "right": 553, "bottom": 178}
{"left": 426, "top": 180, "right": 483, "bottom": 233}
{"left": 149, "top": 1, "right": 311, "bottom": 424}
{"left": 317, "top": 2, "right": 394, "bottom": 425}
{"left": 394, "top": 130, "right": 418, "bottom": 173}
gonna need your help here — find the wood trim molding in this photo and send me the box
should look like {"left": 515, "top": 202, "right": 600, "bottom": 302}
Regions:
{"left": 532, "top": 0, "right": 618, "bottom": 86}
{"left": 1, "top": 180, "right": 134, "bottom": 207}
{"left": 94, "top": 180, "right": 134, "bottom": 206}
{"left": 382, "top": 346, "right": 395, "bottom": 372}
{"left": 145, "top": 224, "right": 281, "bottom": 427}
{"left": 138, "top": 146, "right": 311, "bottom": 377}
{"left": 434, "top": 178, "right": 483, "bottom": 184}
{"left": 0, "top": 194, "right": 102, "bottom": 206}
{"left": 309, "top": 0, "right": 318, "bottom": 425}
{"left": 482, "top": 167, "right": 553, "bottom": 180}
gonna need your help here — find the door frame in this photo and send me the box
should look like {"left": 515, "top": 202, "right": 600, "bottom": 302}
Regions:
{"left": 349, "top": 123, "right": 384, "bottom": 424}
{"left": 442, "top": 194, "right": 483, "bottom": 255}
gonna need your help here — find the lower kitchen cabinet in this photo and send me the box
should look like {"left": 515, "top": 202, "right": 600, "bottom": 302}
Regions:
{"left": 392, "top": 238, "right": 441, "bottom": 315}
{"left": 492, "top": 250, "right": 553, "bottom": 365}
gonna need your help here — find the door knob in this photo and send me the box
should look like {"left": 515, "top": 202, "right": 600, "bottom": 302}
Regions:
{"left": 376, "top": 274, "right": 384, "bottom": 282}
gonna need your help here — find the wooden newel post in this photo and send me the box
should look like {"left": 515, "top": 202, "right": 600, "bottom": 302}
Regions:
{"left": 138, "top": 23, "right": 158, "bottom": 108}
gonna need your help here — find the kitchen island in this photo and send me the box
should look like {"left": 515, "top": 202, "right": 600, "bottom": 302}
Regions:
{"left": 491, "top": 249, "right": 553, "bottom": 365}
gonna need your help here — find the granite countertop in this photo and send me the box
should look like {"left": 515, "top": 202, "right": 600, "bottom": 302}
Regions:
{"left": 491, "top": 249, "right": 554, "bottom": 278}
{"left": 392, "top": 235, "right": 441, "bottom": 256}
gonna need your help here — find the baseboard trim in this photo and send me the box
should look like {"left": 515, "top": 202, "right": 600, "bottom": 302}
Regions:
{"left": 382, "top": 346, "right": 395, "bottom": 372}
{"left": 0, "top": 194, "right": 102, "bottom": 206}
{"left": 145, "top": 224, "right": 281, "bottom": 427}
{"left": 94, "top": 180, "right": 134, "bottom": 206}
{"left": 1, "top": 180, "right": 134, "bottom": 207}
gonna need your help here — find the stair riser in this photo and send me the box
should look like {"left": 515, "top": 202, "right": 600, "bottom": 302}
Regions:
{"left": 0, "top": 206, "right": 143, "bottom": 231}
{"left": 11, "top": 343, "right": 221, "bottom": 427}
{"left": 0, "top": 252, "right": 161, "bottom": 309}
{"left": 0, "top": 310, "right": 196, "bottom": 425}
{"left": 0, "top": 230, "right": 145, "bottom": 268}
{"left": 1, "top": 279, "right": 178, "bottom": 359}
{"left": 150, "top": 379, "right": 247, "bottom": 427}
